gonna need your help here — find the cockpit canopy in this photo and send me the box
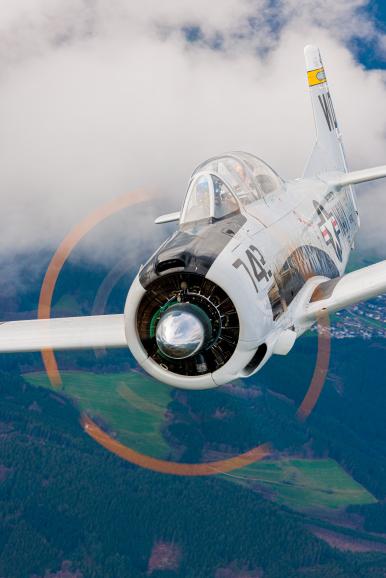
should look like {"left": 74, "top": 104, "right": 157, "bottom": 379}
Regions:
{"left": 181, "top": 174, "right": 239, "bottom": 225}
{"left": 180, "top": 152, "right": 283, "bottom": 225}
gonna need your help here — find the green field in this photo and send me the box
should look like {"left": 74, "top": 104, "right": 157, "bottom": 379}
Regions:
{"left": 24, "top": 371, "right": 377, "bottom": 513}
{"left": 24, "top": 370, "right": 172, "bottom": 458}
{"left": 223, "top": 458, "right": 376, "bottom": 511}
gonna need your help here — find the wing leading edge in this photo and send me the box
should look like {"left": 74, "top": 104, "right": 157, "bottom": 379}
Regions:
{"left": 322, "top": 165, "right": 386, "bottom": 190}
{"left": 302, "top": 261, "right": 386, "bottom": 321}
{"left": 0, "top": 314, "right": 126, "bottom": 352}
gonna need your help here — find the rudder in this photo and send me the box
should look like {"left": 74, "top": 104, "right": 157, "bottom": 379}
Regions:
{"left": 303, "top": 45, "right": 348, "bottom": 178}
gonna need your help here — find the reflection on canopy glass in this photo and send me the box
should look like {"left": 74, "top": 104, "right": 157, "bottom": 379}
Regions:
{"left": 181, "top": 174, "right": 239, "bottom": 224}
{"left": 192, "top": 152, "right": 283, "bottom": 206}
{"left": 182, "top": 176, "right": 211, "bottom": 224}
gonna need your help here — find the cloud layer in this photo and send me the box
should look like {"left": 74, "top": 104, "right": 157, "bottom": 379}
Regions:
{"left": 0, "top": 0, "right": 385, "bottom": 261}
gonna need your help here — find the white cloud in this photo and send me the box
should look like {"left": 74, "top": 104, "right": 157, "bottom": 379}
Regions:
{"left": 0, "top": 0, "right": 384, "bottom": 262}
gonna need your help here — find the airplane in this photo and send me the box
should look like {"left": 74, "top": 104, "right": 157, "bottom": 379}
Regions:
{"left": 1, "top": 45, "right": 385, "bottom": 390}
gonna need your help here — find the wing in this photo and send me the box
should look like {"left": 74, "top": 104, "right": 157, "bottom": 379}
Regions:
{"left": 322, "top": 165, "right": 386, "bottom": 190}
{"left": 0, "top": 314, "right": 126, "bottom": 352}
{"left": 302, "top": 261, "right": 386, "bottom": 320}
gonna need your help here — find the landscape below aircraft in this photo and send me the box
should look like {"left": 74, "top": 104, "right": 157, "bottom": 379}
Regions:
{"left": 1, "top": 46, "right": 386, "bottom": 390}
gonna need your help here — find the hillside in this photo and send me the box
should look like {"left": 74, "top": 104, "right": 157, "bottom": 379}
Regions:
{"left": 2, "top": 373, "right": 386, "bottom": 577}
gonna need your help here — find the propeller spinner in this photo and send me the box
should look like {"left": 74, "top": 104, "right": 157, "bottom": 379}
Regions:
{"left": 155, "top": 303, "right": 212, "bottom": 360}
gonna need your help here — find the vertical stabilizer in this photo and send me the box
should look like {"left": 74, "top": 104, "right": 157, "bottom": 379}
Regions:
{"left": 303, "top": 45, "right": 348, "bottom": 178}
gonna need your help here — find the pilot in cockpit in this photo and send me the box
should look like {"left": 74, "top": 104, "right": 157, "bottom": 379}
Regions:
{"left": 182, "top": 174, "right": 239, "bottom": 226}
{"left": 212, "top": 176, "right": 239, "bottom": 218}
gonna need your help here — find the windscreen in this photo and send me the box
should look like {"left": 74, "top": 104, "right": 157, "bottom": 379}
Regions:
{"left": 181, "top": 175, "right": 211, "bottom": 224}
{"left": 181, "top": 174, "right": 239, "bottom": 225}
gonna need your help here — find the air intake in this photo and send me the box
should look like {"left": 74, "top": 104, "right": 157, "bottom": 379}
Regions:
{"left": 156, "top": 259, "right": 185, "bottom": 274}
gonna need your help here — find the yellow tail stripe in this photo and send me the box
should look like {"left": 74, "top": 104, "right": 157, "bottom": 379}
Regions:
{"left": 308, "top": 67, "right": 327, "bottom": 87}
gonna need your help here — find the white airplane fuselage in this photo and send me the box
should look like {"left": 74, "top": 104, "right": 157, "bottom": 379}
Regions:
{"left": 124, "top": 162, "right": 360, "bottom": 390}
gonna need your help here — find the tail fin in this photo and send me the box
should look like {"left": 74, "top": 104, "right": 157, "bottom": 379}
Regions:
{"left": 303, "top": 45, "right": 348, "bottom": 178}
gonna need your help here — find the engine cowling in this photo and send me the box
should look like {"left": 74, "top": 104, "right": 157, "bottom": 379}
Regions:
{"left": 124, "top": 268, "right": 272, "bottom": 389}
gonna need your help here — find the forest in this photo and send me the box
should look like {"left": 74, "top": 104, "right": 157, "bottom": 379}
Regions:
{"left": 0, "top": 372, "right": 385, "bottom": 577}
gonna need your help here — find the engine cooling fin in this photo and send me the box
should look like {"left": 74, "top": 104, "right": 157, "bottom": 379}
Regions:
{"left": 137, "top": 272, "right": 239, "bottom": 376}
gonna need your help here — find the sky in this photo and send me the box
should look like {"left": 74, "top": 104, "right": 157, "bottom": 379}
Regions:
{"left": 0, "top": 0, "right": 385, "bottom": 264}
